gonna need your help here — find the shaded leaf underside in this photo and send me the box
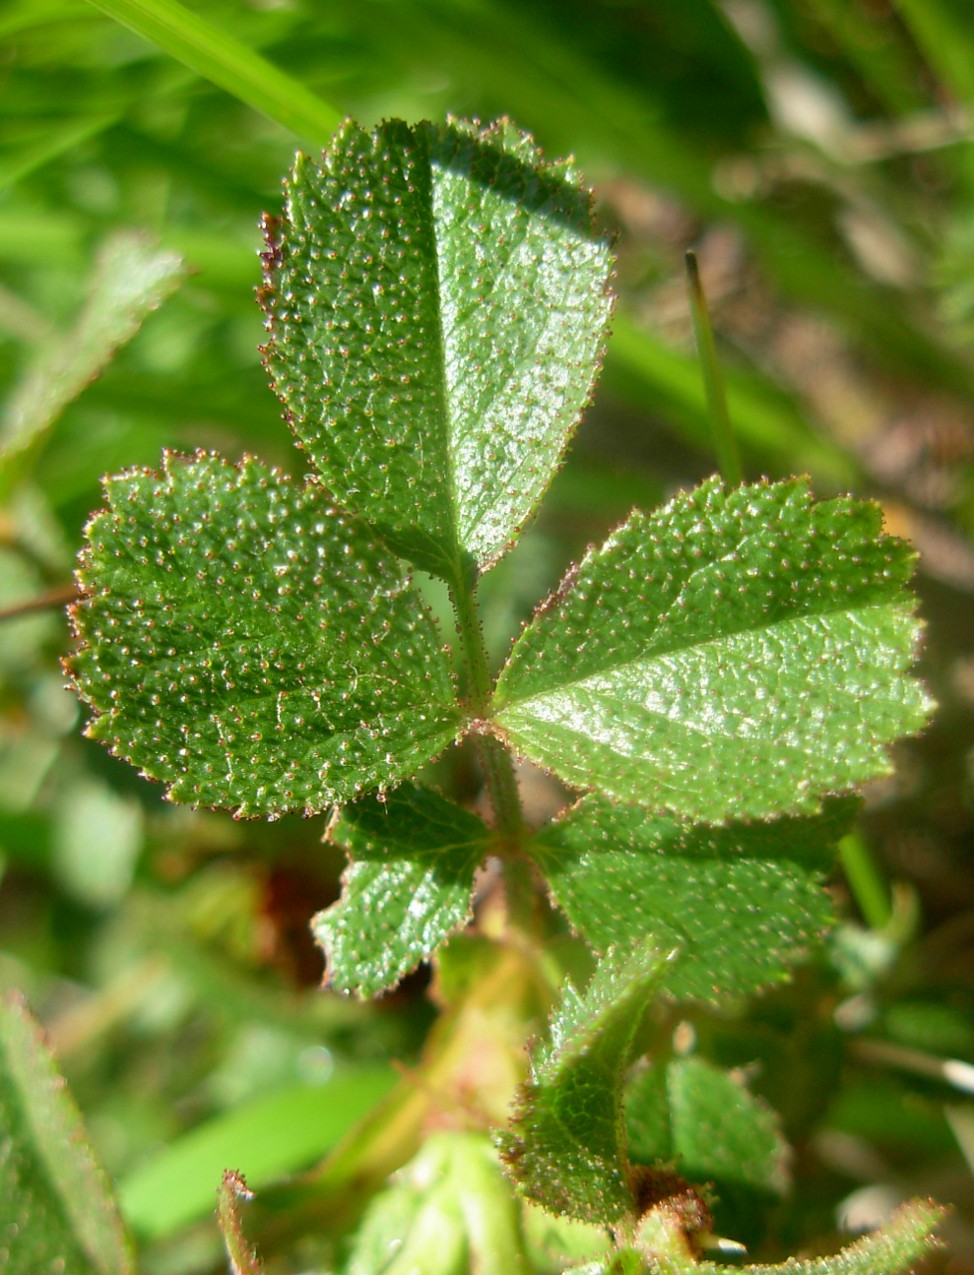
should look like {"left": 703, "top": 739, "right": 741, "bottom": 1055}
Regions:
{"left": 531, "top": 796, "right": 853, "bottom": 1003}
{"left": 262, "top": 116, "right": 613, "bottom": 584}
{"left": 494, "top": 477, "right": 931, "bottom": 823}
{"left": 69, "top": 452, "right": 459, "bottom": 817}
{"left": 313, "top": 783, "right": 491, "bottom": 998}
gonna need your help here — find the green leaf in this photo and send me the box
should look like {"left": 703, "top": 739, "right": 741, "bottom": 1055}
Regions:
{"left": 261, "top": 117, "right": 613, "bottom": 585}
{"left": 345, "top": 1131, "right": 532, "bottom": 1275}
{"left": 119, "top": 1067, "right": 396, "bottom": 1240}
{"left": 499, "top": 942, "right": 671, "bottom": 1225}
{"left": 568, "top": 1255, "right": 646, "bottom": 1275}
{"left": 626, "top": 1058, "right": 788, "bottom": 1197}
{"left": 493, "top": 478, "right": 931, "bottom": 823}
{"left": 0, "top": 989, "right": 134, "bottom": 1275}
{"left": 522, "top": 1201, "right": 613, "bottom": 1270}
{"left": 313, "top": 783, "right": 491, "bottom": 998}
{"left": 0, "top": 230, "right": 186, "bottom": 499}
{"left": 69, "top": 451, "right": 460, "bottom": 817}
{"left": 531, "top": 796, "right": 852, "bottom": 1003}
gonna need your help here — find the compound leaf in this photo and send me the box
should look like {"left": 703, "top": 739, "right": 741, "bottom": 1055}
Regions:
{"left": 313, "top": 784, "right": 491, "bottom": 998}
{"left": 261, "top": 117, "right": 613, "bottom": 586}
{"left": 0, "top": 989, "right": 134, "bottom": 1275}
{"left": 493, "top": 478, "right": 931, "bottom": 823}
{"left": 531, "top": 796, "right": 851, "bottom": 1003}
{"left": 69, "top": 452, "right": 460, "bottom": 817}
{"left": 499, "top": 942, "right": 671, "bottom": 1225}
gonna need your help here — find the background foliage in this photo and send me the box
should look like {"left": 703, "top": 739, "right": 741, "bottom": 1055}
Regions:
{"left": 1, "top": 1, "right": 974, "bottom": 1271}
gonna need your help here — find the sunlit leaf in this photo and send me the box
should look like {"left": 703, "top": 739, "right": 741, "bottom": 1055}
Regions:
{"left": 69, "top": 451, "right": 460, "bottom": 817}
{"left": 261, "top": 117, "right": 612, "bottom": 585}
{"left": 494, "top": 478, "right": 930, "bottom": 823}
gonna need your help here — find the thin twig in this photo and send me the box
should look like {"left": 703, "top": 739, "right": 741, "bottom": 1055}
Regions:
{"left": 0, "top": 583, "right": 77, "bottom": 622}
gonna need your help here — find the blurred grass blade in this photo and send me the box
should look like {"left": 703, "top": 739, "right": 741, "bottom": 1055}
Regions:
{"left": 0, "top": 114, "right": 118, "bottom": 192}
{"left": 890, "top": 0, "right": 974, "bottom": 105}
{"left": 685, "top": 249, "right": 742, "bottom": 486}
{"left": 839, "top": 831, "right": 892, "bottom": 930}
{"left": 119, "top": 1067, "right": 396, "bottom": 1239}
{"left": 0, "top": 989, "right": 135, "bottom": 1274}
{"left": 84, "top": 0, "right": 342, "bottom": 141}
{"left": 0, "top": 230, "right": 186, "bottom": 499}
{"left": 803, "top": 0, "right": 926, "bottom": 113}
{"left": 605, "top": 314, "right": 857, "bottom": 487}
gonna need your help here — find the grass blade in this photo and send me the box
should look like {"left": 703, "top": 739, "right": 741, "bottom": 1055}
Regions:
{"left": 84, "top": 0, "right": 342, "bottom": 141}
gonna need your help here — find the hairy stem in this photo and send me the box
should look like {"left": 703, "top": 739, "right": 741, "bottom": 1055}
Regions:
{"left": 451, "top": 565, "right": 534, "bottom": 928}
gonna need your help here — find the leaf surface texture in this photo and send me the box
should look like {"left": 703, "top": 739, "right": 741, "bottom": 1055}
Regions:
{"left": 494, "top": 478, "right": 930, "bottom": 821}
{"left": 625, "top": 1057, "right": 788, "bottom": 1197}
{"left": 69, "top": 452, "right": 459, "bottom": 816}
{"left": 262, "top": 117, "right": 613, "bottom": 584}
{"left": 313, "top": 784, "right": 490, "bottom": 997}
{"left": 531, "top": 796, "right": 851, "bottom": 1002}
{"left": 499, "top": 942, "right": 670, "bottom": 1224}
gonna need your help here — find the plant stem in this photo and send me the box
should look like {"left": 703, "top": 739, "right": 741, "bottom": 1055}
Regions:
{"left": 685, "top": 249, "right": 743, "bottom": 487}
{"left": 451, "top": 565, "right": 534, "bottom": 927}
{"left": 452, "top": 568, "right": 524, "bottom": 840}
